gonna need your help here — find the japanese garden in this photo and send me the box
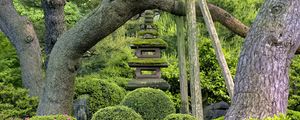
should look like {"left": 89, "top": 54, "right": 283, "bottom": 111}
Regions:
{"left": 0, "top": 0, "right": 300, "bottom": 120}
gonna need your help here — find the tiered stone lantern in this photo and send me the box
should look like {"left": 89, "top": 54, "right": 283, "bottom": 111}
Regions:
{"left": 127, "top": 10, "right": 170, "bottom": 90}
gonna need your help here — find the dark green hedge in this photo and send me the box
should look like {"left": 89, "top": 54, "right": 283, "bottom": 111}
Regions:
{"left": 75, "top": 78, "right": 126, "bottom": 114}
{"left": 91, "top": 105, "right": 143, "bottom": 120}
{"left": 30, "top": 115, "right": 76, "bottom": 120}
{"left": 163, "top": 114, "right": 196, "bottom": 120}
{"left": 121, "top": 88, "right": 175, "bottom": 120}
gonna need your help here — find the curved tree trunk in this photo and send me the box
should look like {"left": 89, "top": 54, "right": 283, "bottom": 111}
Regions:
{"left": 226, "top": 0, "right": 300, "bottom": 119}
{"left": 0, "top": 0, "right": 43, "bottom": 97}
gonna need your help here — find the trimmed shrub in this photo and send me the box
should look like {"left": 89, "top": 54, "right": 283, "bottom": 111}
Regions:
{"left": 91, "top": 106, "right": 143, "bottom": 120}
{"left": 121, "top": 88, "right": 176, "bottom": 120}
{"left": 164, "top": 114, "right": 196, "bottom": 120}
{"left": 30, "top": 115, "right": 76, "bottom": 120}
{"left": 75, "top": 78, "right": 126, "bottom": 114}
{"left": 0, "top": 83, "right": 38, "bottom": 119}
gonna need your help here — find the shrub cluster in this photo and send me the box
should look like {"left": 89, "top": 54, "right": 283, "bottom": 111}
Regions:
{"left": 121, "top": 88, "right": 175, "bottom": 120}
{"left": 91, "top": 106, "right": 143, "bottom": 120}
{"left": 75, "top": 78, "right": 126, "bottom": 114}
{"left": 0, "top": 83, "right": 38, "bottom": 119}
{"left": 163, "top": 114, "right": 196, "bottom": 120}
{"left": 30, "top": 115, "right": 76, "bottom": 120}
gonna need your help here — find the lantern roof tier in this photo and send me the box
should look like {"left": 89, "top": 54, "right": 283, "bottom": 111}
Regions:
{"left": 130, "top": 38, "right": 167, "bottom": 49}
{"left": 128, "top": 58, "right": 168, "bottom": 67}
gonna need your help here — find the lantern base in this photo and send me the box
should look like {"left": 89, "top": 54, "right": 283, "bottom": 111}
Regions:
{"left": 126, "top": 78, "right": 170, "bottom": 90}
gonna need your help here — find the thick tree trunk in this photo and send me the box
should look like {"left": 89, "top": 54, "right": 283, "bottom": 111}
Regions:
{"left": 186, "top": 0, "right": 203, "bottom": 119}
{"left": 43, "top": 0, "right": 66, "bottom": 67}
{"left": 176, "top": 5, "right": 189, "bottom": 113}
{"left": 226, "top": 0, "right": 300, "bottom": 119}
{"left": 0, "top": 0, "right": 43, "bottom": 96}
{"left": 198, "top": 0, "right": 234, "bottom": 100}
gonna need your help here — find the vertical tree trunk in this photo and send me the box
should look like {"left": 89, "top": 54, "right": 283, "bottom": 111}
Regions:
{"left": 198, "top": 0, "right": 234, "bottom": 100}
{"left": 0, "top": 0, "right": 43, "bottom": 97}
{"left": 226, "top": 0, "right": 300, "bottom": 119}
{"left": 186, "top": 0, "right": 203, "bottom": 119}
{"left": 43, "top": 0, "right": 66, "bottom": 67}
{"left": 176, "top": 1, "right": 189, "bottom": 113}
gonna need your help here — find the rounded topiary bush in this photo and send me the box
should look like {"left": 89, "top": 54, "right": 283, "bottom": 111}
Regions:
{"left": 121, "top": 88, "right": 175, "bottom": 120}
{"left": 75, "top": 78, "right": 126, "bottom": 114}
{"left": 30, "top": 115, "right": 76, "bottom": 120}
{"left": 91, "top": 105, "right": 143, "bottom": 120}
{"left": 164, "top": 114, "right": 196, "bottom": 120}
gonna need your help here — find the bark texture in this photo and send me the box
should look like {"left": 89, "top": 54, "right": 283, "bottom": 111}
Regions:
{"left": 198, "top": 0, "right": 234, "bottom": 99}
{"left": 0, "top": 0, "right": 43, "bottom": 96}
{"left": 226, "top": 0, "right": 300, "bottom": 119}
{"left": 43, "top": 0, "right": 66, "bottom": 66}
{"left": 176, "top": 12, "right": 189, "bottom": 114}
{"left": 186, "top": 0, "right": 203, "bottom": 119}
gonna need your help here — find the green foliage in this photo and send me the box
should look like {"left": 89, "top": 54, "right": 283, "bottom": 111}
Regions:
{"left": 91, "top": 106, "right": 143, "bottom": 120}
{"left": 208, "top": 0, "right": 263, "bottom": 25}
{"left": 155, "top": 12, "right": 177, "bottom": 53}
{"left": 121, "top": 88, "right": 176, "bottom": 120}
{"left": 0, "top": 33, "right": 22, "bottom": 87}
{"left": 289, "top": 55, "right": 300, "bottom": 111}
{"left": 71, "top": 0, "right": 101, "bottom": 14}
{"left": 165, "top": 91, "right": 182, "bottom": 113}
{"left": 261, "top": 114, "right": 290, "bottom": 120}
{"left": 78, "top": 27, "right": 134, "bottom": 78}
{"left": 30, "top": 115, "right": 76, "bottom": 120}
{"left": 287, "top": 110, "right": 300, "bottom": 120}
{"left": 163, "top": 114, "right": 196, "bottom": 120}
{"left": 0, "top": 83, "right": 38, "bottom": 119}
{"left": 198, "top": 37, "right": 239, "bottom": 104}
{"left": 65, "top": 2, "right": 82, "bottom": 28}
{"left": 161, "top": 54, "right": 180, "bottom": 93}
{"left": 75, "top": 78, "right": 126, "bottom": 114}
{"left": 213, "top": 116, "right": 224, "bottom": 120}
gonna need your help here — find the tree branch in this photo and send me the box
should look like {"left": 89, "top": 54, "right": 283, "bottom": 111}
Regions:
{"left": 0, "top": 0, "right": 43, "bottom": 96}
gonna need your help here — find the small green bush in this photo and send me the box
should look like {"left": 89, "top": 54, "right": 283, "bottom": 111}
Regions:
{"left": 30, "top": 115, "right": 76, "bottom": 120}
{"left": 163, "top": 114, "right": 196, "bottom": 120}
{"left": 213, "top": 116, "right": 224, "bottom": 120}
{"left": 287, "top": 110, "right": 300, "bottom": 120}
{"left": 91, "top": 106, "right": 143, "bottom": 120}
{"left": 0, "top": 83, "right": 38, "bottom": 119}
{"left": 75, "top": 78, "right": 126, "bottom": 114}
{"left": 121, "top": 88, "right": 176, "bottom": 120}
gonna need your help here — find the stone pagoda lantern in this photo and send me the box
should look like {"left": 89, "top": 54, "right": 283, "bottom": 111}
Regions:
{"left": 127, "top": 10, "right": 170, "bottom": 90}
